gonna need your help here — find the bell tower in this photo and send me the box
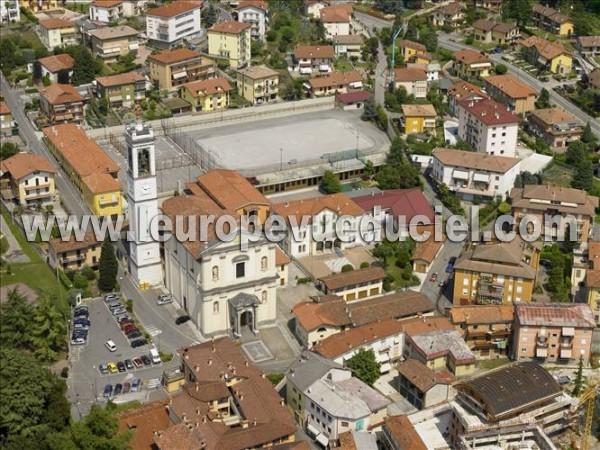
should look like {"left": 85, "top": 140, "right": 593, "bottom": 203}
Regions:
{"left": 125, "top": 121, "right": 163, "bottom": 288}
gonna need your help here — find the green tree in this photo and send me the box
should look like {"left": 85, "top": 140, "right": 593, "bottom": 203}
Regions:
{"left": 62, "top": 45, "right": 102, "bottom": 86}
{"left": 582, "top": 122, "right": 597, "bottom": 144}
{"left": 68, "top": 405, "right": 132, "bottom": 450}
{"left": 320, "top": 170, "right": 342, "bottom": 194}
{"left": 502, "top": 0, "right": 533, "bottom": 27}
{"left": 535, "top": 87, "right": 551, "bottom": 109}
{"left": 251, "top": 39, "right": 264, "bottom": 58}
{"left": 374, "top": 0, "right": 404, "bottom": 14}
{"left": 375, "top": 104, "right": 388, "bottom": 131}
{"left": 281, "top": 78, "right": 305, "bottom": 100}
{"left": 341, "top": 264, "right": 354, "bottom": 272}
{"left": 572, "top": 355, "right": 584, "bottom": 396}
{"left": 98, "top": 239, "right": 118, "bottom": 292}
{"left": 201, "top": 2, "right": 219, "bottom": 27}
{"left": 361, "top": 99, "right": 378, "bottom": 121}
{"left": 363, "top": 160, "right": 374, "bottom": 179}
{"left": 494, "top": 64, "right": 508, "bottom": 75}
{"left": 0, "top": 288, "right": 34, "bottom": 349}
{"left": 32, "top": 60, "right": 42, "bottom": 82}
{"left": 57, "top": 68, "right": 70, "bottom": 84}
{"left": 1, "top": 142, "right": 19, "bottom": 159}
{"left": 345, "top": 348, "right": 381, "bottom": 386}
{"left": 425, "top": 24, "right": 437, "bottom": 53}
{"left": 374, "top": 164, "right": 401, "bottom": 189}
{"left": 31, "top": 296, "right": 67, "bottom": 362}
{"left": 572, "top": 162, "right": 593, "bottom": 192}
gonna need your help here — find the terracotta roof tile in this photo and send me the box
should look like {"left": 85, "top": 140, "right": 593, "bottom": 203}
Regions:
{"left": 394, "top": 67, "right": 428, "bottom": 82}
{"left": 398, "top": 39, "right": 427, "bottom": 52}
{"left": 149, "top": 48, "right": 202, "bottom": 65}
{"left": 448, "top": 80, "right": 488, "bottom": 102}
{"left": 453, "top": 49, "right": 491, "bottom": 65}
{"left": 96, "top": 71, "right": 144, "bottom": 87}
{"left": 433, "top": 148, "right": 520, "bottom": 173}
{"left": 352, "top": 188, "right": 434, "bottom": 222}
{"left": 533, "top": 4, "right": 572, "bottom": 24}
{"left": 397, "top": 359, "right": 451, "bottom": 392}
{"left": 589, "top": 68, "right": 600, "bottom": 88}
{"left": 275, "top": 247, "right": 291, "bottom": 266}
{"left": 273, "top": 192, "right": 363, "bottom": 223}
{"left": 118, "top": 399, "right": 172, "bottom": 450}
{"left": 318, "top": 266, "right": 386, "bottom": 291}
{"left": 91, "top": 0, "right": 124, "bottom": 7}
{"left": 88, "top": 25, "right": 139, "bottom": 40}
{"left": 484, "top": 74, "right": 538, "bottom": 99}
{"left": 383, "top": 415, "right": 428, "bottom": 450}
{"left": 332, "top": 34, "right": 363, "bottom": 45}
{"left": 335, "top": 90, "right": 373, "bottom": 104}
{"left": 237, "top": 0, "right": 269, "bottom": 12}
{"left": 39, "top": 84, "right": 83, "bottom": 105}
{"left": 473, "top": 18, "right": 496, "bottom": 31}
{"left": 308, "top": 70, "right": 362, "bottom": 89}
{"left": 0, "top": 153, "right": 55, "bottom": 180}
{"left": 412, "top": 237, "right": 444, "bottom": 263}
{"left": 510, "top": 185, "right": 598, "bottom": 216}
{"left": 39, "top": 18, "right": 74, "bottom": 29}
{"left": 147, "top": 0, "right": 202, "bottom": 18}
{"left": 196, "top": 169, "right": 270, "bottom": 211}
{"left": 0, "top": 102, "right": 10, "bottom": 115}
{"left": 586, "top": 269, "right": 600, "bottom": 288}
{"left": 153, "top": 423, "right": 204, "bottom": 450}
{"left": 209, "top": 20, "right": 251, "bottom": 34}
{"left": 449, "top": 305, "right": 515, "bottom": 325}
{"left": 520, "top": 35, "right": 568, "bottom": 60}
{"left": 49, "top": 230, "right": 100, "bottom": 254}
{"left": 38, "top": 54, "right": 75, "bottom": 73}
{"left": 528, "top": 107, "right": 579, "bottom": 126}
{"left": 578, "top": 36, "right": 600, "bottom": 48}
{"left": 458, "top": 97, "right": 520, "bottom": 126}
{"left": 237, "top": 65, "right": 279, "bottom": 80}
{"left": 401, "top": 103, "right": 436, "bottom": 117}
{"left": 294, "top": 45, "right": 335, "bottom": 59}
{"left": 588, "top": 242, "right": 600, "bottom": 270}
{"left": 181, "top": 77, "right": 233, "bottom": 98}
{"left": 81, "top": 172, "right": 120, "bottom": 194}
{"left": 320, "top": 4, "right": 352, "bottom": 23}
{"left": 397, "top": 315, "right": 453, "bottom": 336}
{"left": 516, "top": 303, "right": 595, "bottom": 328}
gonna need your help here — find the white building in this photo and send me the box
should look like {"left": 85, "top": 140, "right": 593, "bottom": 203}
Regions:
{"left": 307, "top": 0, "right": 327, "bottom": 18}
{"left": 146, "top": 0, "right": 202, "bottom": 48}
{"left": 90, "top": 0, "right": 125, "bottom": 23}
{"left": 457, "top": 97, "right": 520, "bottom": 157}
{"left": 122, "top": 0, "right": 147, "bottom": 16}
{"left": 320, "top": 4, "right": 352, "bottom": 40}
{"left": 431, "top": 148, "right": 521, "bottom": 200}
{"left": 0, "top": 0, "right": 20, "bottom": 23}
{"left": 293, "top": 45, "right": 335, "bottom": 75}
{"left": 407, "top": 62, "right": 441, "bottom": 82}
{"left": 235, "top": 0, "right": 268, "bottom": 42}
{"left": 38, "top": 18, "right": 79, "bottom": 51}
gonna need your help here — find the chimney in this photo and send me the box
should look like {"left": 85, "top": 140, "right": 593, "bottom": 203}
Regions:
{"left": 212, "top": 345, "right": 216, "bottom": 353}
{"left": 195, "top": 384, "right": 199, "bottom": 392}
{"left": 280, "top": 398, "right": 285, "bottom": 406}
{"left": 196, "top": 408, "right": 200, "bottom": 415}
{"left": 239, "top": 394, "right": 244, "bottom": 400}
{"left": 245, "top": 360, "right": 249, "bottom": 366}
{"left": 185, "top": 354, "right": 189, "bottom": 360}
{"left": 261, "top": 372, "right": 266, "bottom": 379}
{"left": 253, "top": 419, "right": 257, "bottom": 427}
{"left": 202, "top": 415, "right": 207, "bottom": 424}
{"left": 194, "top": 365, "right": 199, "bottom": 372}
{"left": 285, "top": 201, "right": 289, "bottom": 207}
{"left": 208, "top": 359, "right": 212, "bottom": 365}
{"left": 182, "top": 413, "right": 187, "bottom": 422}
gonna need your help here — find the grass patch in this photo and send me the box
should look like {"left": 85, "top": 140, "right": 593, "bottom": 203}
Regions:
{"left": 267, "top": 373, "right": 284, "bottom": 386}
{"left": 106, "top": 400, "right": 142, "bottom": 414}
{"left": 477, "top": 357, "right": 511, "bottom": 370}
{"left": 334, "top": 58, "right": 353, "bottom": 72}
{"left": 384, "top": 256, "right": 420, "bottom": 290}
{"left": 541, "top": 163, "right": 574, "bottom": 187}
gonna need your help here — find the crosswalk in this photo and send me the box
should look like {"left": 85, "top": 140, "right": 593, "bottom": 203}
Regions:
{"left": 71, "top": 346, "right": 83, "bottom": 361}
{"left": 145, "top": 324, "right": 161, "bottom": 336}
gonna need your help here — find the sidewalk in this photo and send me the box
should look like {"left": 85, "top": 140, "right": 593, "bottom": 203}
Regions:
{"left": 0, "top": 214, "right": 30, "bottom": 263}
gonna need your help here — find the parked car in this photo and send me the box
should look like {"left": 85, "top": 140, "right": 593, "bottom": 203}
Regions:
{"left": 175, "top": 315, "right": 191, "bottom": 325}
{"left": 112, "top": 307, "right": 127, "bottom": 316}
{"left": 131, "top": 339, "right": 147, "bottom": 348}
{"left": 104, "top": 293, "right": 119, "bottom": 302}
{"left": 72, "top": 331, "right": 88, "bottom": 340}
{"left": 141, "top": 355, "right": 152, "bottom": 366}
{"left": 105, "top": 340, "right": 118, "bottom": 352}
{"left": 107, "top": 362, "right": 118, "bottom": 374}
{"left": 73, "top": 323, "right": 90, "bottom": 331}
{"left": 446, "top": 257, "right": 457, "bottom": 273}
{"left": 127, "top": 331, "right": 142, "bottom": 340}
{"left": 125, "top": 359, "right": 134, "bottom": 370}
{"left": 117, "top": 361, "right": 126, "bottom": 372}
{"left": 157, "top": 294, "right": 173, "bottom": 306}
{"left": 73, "top": 318, "right": 91, "bottom": 326}
{"left": 122, "top": 382, "right": 131, "bottom": 394}
{"left": 103, "top": 384, "right": 113, "bottom": 398}
{"left": 107, "top": 301, "right": 122, "bottom": 310}
{"left": 541, "top": 76, "right": 550, "bottom": 82}
{"left": 71, "top": 337, "right": 86, "bottom": 345}
{"left": 114, "top": 383, "right": 123, "bottom": 395}
{"left": 122, "top": 323, "right": 137, "bottom": 332}
{"left": 99, "top": 364, "right": 109, "bottom": 375}
{"left": 132, "top": 358, "right": 144, "bottom": 368}
{"left": 74, "top": 309, "right": 88, "bottom": 318}
{"left": 131, "top": 378, "right": 141, "bottom": 392}
{"left": 117, "top": 315, "right": 132, "bottom": 323}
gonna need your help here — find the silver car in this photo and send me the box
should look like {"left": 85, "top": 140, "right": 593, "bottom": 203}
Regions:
{"left": 157, "top": 294, "right": 173, "bottom": 306}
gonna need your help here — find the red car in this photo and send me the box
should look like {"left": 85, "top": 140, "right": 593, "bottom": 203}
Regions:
{"left": 121, "top": 322, "right": 136, "bottom": 332}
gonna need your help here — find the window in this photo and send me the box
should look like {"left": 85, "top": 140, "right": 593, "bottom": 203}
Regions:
{"left": 235, "top": 262, "right": 245, "bottom": 278}
{"left": 462, "top": 288, "right": 468, "bottom": 295}
{"left": 213, "top": 302, "right": 219, "bottom": 315}
{"left": 212, "top": 266, "right": 219, "bottom": 281}
{"left": 261, "top": 256, "right": 267, "bottom": 271}
{"left": 341, "top": 421, "right": 349, "bottom": 427}
{"left": 463, "top": 278, "right": 469, "bottom": 286}
{"left": 261, "top": 291, "right": 267, "bottom": 303}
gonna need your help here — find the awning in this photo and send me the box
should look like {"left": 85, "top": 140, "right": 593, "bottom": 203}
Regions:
{"left": 307, "top": 424, "right": 319, "bottom": 437}
{"left": 562, "top": 327, "right": 575, "bottom": 336}
{"left": 319, "top": 64, "right": 330, "bottom": 71}
{"left": 315, "top": 433, "right": 330, "bottom": 447}
{"left": 560, "top": 349, "right": 572, "bottom": 359}
{"left": 453, "top": 170, "right": 469, "bottom": 180}
{"left": 376, "top": 352, "right": 390, "bottom": 363}
{"left": 473, "top": 172, "right": 490, "bottom": 182}
{"left": 300, "top": 67, "right": 312, "bottom": 75}
{"left": 349, "top": 81, "right": 363, "bottom": 89}
{"left": 172, "top": 71, "right": 187, "bottom": 80}
{"left": 536, "top": 348, "right": 548, "bottom": 358}
{"left": 380, "top": 362, "right": 392, "bottom": 373}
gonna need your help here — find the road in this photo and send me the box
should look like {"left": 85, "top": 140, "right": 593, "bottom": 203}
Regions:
{"left": 0, "top": 74, "right": 90, "bottom": 218}
{"left": 437, "top": 32, "right": 600, "bottom": 137}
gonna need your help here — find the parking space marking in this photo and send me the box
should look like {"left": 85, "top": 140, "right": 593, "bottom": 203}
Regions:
{"left": 71, "top": 346, "right": 83, "bottom": 361}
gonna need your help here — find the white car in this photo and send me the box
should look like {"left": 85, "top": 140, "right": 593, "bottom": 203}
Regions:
{"left": 105, "top": 340, "right": 117, "bottom": 352}
{"left": 71, "top": 337, "right": 86, "bottom": 346}
{"left": 104, "top": 293, "right": 119, "bottom": 302}
{"left": 157, "top": 294, "right": 173, "bottom": 306}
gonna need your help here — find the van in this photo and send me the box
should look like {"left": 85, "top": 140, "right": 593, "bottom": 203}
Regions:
{"left": 149, "top": 348, "right": 161, "bottom": 364}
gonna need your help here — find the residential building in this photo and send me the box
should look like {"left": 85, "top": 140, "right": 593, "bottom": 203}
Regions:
{"left": 510, "top": 185, "right": 599, "bottom": 243}
{"left": 145, "top": 0, "right": 202, "bottom": 47}
{"left": 121, "top": 0, "right": 147, "bottom": 17}
{"left": 447, "top": 80, "right": 487, "bottom": 117}
{"left": 19, "top": 0, "right": 59, "bottom": 12}
{"left": 292, "top": 45, "right": 335, "bottom": 75}
{"left": 585, "top": 270, "right": 600, "bottom": 326}
{"left": 411, "top": 237, "right": 445, "bottom": 274}
{"left": 337, "top": 431, "right": 378, "bottom": 450}
{"left": 88, "top": 26, "right": 140, "bottom": 63}
{"left": 276, "top": 247, "right": 290, "bottom": 287}
{"left": 162, "top": 170, "right": 278, "bottom": 337}
{"left": 577, "top": 36, "right": 600, "bottom": 57}
{"left": 1, "top": 0, "right": 20, "bottom": 23}
{"left": 453, "top": 239, "right": 540, "bottom": 306}
{"left": 475, "top": 0, "right": 502, "bottom": 13}
{"left": 36, "top": 54, "right": 75, "bottom": 83}
{"left": 48, "top": 231, "right": 101, "bottom": 271}
{"left": 94, "top": 71, "right": 148, "bottom": 107}
{"left": 38, "top": 83, "right": 86, "bottom": 125}
{"left": 313, "top": 319, "right": 405, "bottom": 371}
{"left": 39, "top": 18, "right": 79, "bottom": 50}
{"left": 513, "top": 303, "right": 595, "bottom": 364}
{"left": 393, "top": 68, "right": 428, "bottom": 98}
{"left": 457, "top": 425, "right": 559, "bottom": 449}
{"left": 431, "top": 148, "right": 521, "bottom": 200}
{"left": 335, "top": 90, "right": 373, "bottom": 110}
{"left": 472, "top": 19, "right": 519, "bottom": 45}
{"left": 306, "top": 0, "right": 327, "bottom": 18}
{"left": 332, "top": 34, "right": 363, "bottom": 58}
{"left": 520, "top": 36, "right": 572, "bottom": 74}
{"left": 588, "top": 67, "right": 600, "bottom": 89}
{"left": 317, "top": 267, "right": 386, "bottom": 301}
{"left": 483, "top": 74, "right": 538, "bottom": 114}
{"left": 89, "top": 0, "right": 125, "bottom": 23}
{"left": 0, "top": 153, "right": 56, "bottom": 207}
{"left": 448, "top": 305, "right": 514, "bottom": 358}
{"left": 457, "top": 97, "right": 520, "bottom": 156}
{"left": 430, "top": 2, "right": 464, "bottom": 29}
{"left": 0, "top": 102, "right": 15, "bottom": 136}
{"left": 381, "top": 415, "right": 428, "bottom": 450}
{"left": 319, "top": 4, "right": 352, "bottom": 39}
{"left": 235, "top": 0, "right": 268, "bottom": 42}
{"left": 452, "top": 49, "right": 492, "bottom": 79}
{"left": 148, "top": 48, "right": 216, "bottom": 91}
{"left": 179, "top": 77, "right": 233, "bottom": 112}
{"left": 236, "top": 65, "right": 279, "bottom": 104}
{"left": 397, "top": 359, "right": 453, "bottom": 409}
{"left": 406, "top": 62, "right": 440, "bottom": 82}
{"left": 306, "top": 70, "right": 363, "bottom": 97}
{"left": 532, "top": 4, "right": 574, "bottom": 36}
{"left": 292, "top": 291, "right": 434, "bottom": 348}
{"left": 401, "top": 104, "right": 437, "bottom": 135}
{"left": 207, "top": 20, "right": 251, "bottom": 69}
{"left": 526, "top": 108, "right": 582, "bottom": 150}
{"left": 43, "top": 123, "right": 121, "bottom": 219}
{"left": 398, "top": 39, "right": 428, "bottom": 64}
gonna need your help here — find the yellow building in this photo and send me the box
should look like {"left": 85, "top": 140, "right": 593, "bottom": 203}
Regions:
{"left": 148, "top": 48, "right": 216, "bottom": 91}
{"left": 453, "top": 49, "right": 492, "bottom": 79}
{"left": 207, "top": 20, "right": 251, "bottom": 69}
{"left": 20, "top": 0, "right": 59, "bottom": 11}
{"left": 38, "top": 18, "right": 78, "bottom": 50}
{"left": 236, "top": 65, "right": 280, "bottom": 105}
{"left": 42, "top": 123, "right": 122, "bottom": 220}
{"left": 0, "top": 153, "right": 56, "bottom": 207}
{"left": 48, "top": 231, "right": 101, "bottom": 271}
{"left": 520, "top": 36, "right": 572, "bottom": 74}
{"left": 398, "top": 39, "right": 428, "bottom": 63}
{"left": 402, "top": 104, "right": 437, "bottom": 135}
{"left": 532, "top": 4, "right": 574, "bottom": 36}
{"left": 179, "top": 77, "right": 233, "bottom": 112}
{"left": 453, "top": 239, "right": 540, "bottom": 306}
{"left": 0, "top": 102, "right": 14, "bottom": 136}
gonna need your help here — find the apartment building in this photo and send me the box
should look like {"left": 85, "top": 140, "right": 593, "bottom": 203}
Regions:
{"left": 472, "top": 19, "right": 519, "bottom": 45}
{"left": 510, "top": 185, "right": 599, "bottom": 243}
{"left": 236, "top": 65, "right": 279, "bottom": 104}
{"left": 520, "top": 36, "right": 572, "bottom": 74}
{"left": 532, "top": 4, "right": 574, "bottom": 36}
{"left": 89, "top": 0, "right": 125, "bottom": 23}
{"left": 406, "top": 62, "right": 440, "bottom": 82}
{"left": 526, "top": 108, "right": 582, "bottom": 150}
{"left": 319, "top": 4, "right": 352, "bottom": 39}
{"left": 48, "top": 231, "right": 101, "bottom": 271}
{"left": 431, "top": 148, "right": 521, "bottom": 200}
{"left": 0, "top": 102, "right": 14, "bottom": 136}
{"left": 483, "top": 74, "right": 538, "bottom": 114}
{"left": 38, "top": 84, "right": 85, "bottom": 125}
{"left": 148, "top": 48, "right": 216, "bottom": 91}
{"left": 43, "top": 123, "right": 121, "bottom": 220}
{"left": 207, "top": 20, "right": 251, "bottom": 69}
{"left": 332, "top": 34, "right": 363, "bottom": 58}
{"left": 0, "top": 153, "right": 56, "bottom": 207}
{"left": 448, "top": 305, "right": 514, "bottom": 358}
{"left": 585, "top": 270, "right": 600, "bottom": 326}
{"left": 397, "top": 359, "right": 453, "bottom": 409}
{"left": 447, "top": 80, "right": 487, "bottom": 117}
{"left": 36, "top": 54, "right": 75, "bottom": 83}
{"left": 381, "top": 415, "right": 428, "bottom": 450}
{"left": 577, "top": 36, "right": 600, "bottom": 57}
{"left": 1, "top": 0, "right": 20, "bottom": 23}
{"left": 457, "top": 97, "right": 520, "bottom": 156}
{"left": 393, "top": 68, "right": 428, "bottom": 98}
{"left": 95, "top": 71, "right": 148, "bottom": 107}
{"left": 475, "top": 0, "right": 502, "bottom": 13}
{"left": 402, "top": 104, "right": 436, "bottom": 135}
{"left": 430, "top": 2, "right": 464, "bottom": 29}
{"left": 292, "top": 45, "right": 335, "bottom": 75}
{"left": 306, "top": 70, "right": 362, "bottom": 97}
{"left": 88, "top": 26, "right": 140, "bottom": 63}
{"left": 145, "top": 0, "right": 202, "bottom": 47}
{"left": 513, "top": 303, "right": 595, "bottom": 364}
{"left": 235, "top": 0, "right": 268, "bottom": 42}
{"left": 452, "top": 49, "right": 492, "bottom": 79}
{"left": 19, "top": 0, "right": 59, "bottom": 12}
{"left": 453, "top": 239, "right": 541, "bottom": 305}
{"left": 39, "top": 18, "right": 79, "bottom": 50}
{"left": 179, "top": 77, "right": 233, "bottom": 112}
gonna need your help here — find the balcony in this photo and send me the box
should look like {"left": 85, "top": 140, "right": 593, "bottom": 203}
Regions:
{"left": 476, "top": 277, "right": 504, "bottom": 305}
{"left": 24, "top": 182, "right": 51, "bottom": 190}
{"left": 61, "top": 254, "right": 86, "bottom": 263}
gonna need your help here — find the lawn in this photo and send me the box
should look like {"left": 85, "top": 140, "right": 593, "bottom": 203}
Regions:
{"left": 477, "top": 357, "right": 510, "bottom": 370}
{"left": 541, "top": 163, "right": 574, "bottom": 187}
{"left": 384, "top": 256, "right": 420, "bottom": 290}
{"left": 334, "top": 58, "right": 354, "bottom": 72}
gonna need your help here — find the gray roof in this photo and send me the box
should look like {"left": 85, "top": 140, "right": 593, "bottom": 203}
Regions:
{"left": 305, "top": 378, "right": 372, "bottom": 420}
{"left": 410, "top": 330, "right": 476, "bottom": 364}
{"left": 347, "top": 431, "right": 378, "bottom": 450}
{"left": 286, "top": 351, "right": 343, "bottom": 391}
{"left": 336, "top": 377, "right": 391, "bottom": 412}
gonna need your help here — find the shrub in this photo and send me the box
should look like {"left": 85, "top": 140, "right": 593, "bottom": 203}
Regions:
{"left": 159, "top": 352, "right": 173, "bottom": 363}
{"left": 60, "top": 367, "right": 69, "bottom": 378}
{"left": 59, "top": 269, "right": 74, "bottom": 288}
{"left": 267, "top": 373, "right": 284, "bottom": 386}
{"left": 341, "top": 264, "right": 354, "bottom": 272}
{"left": 360, "top": 262, "right": 370, "bottom": 269}
{"left": 498, "top": 202, "right": 511, "bottom": 214}
{"left": 297, "top": 277, "right": 312, "bottom": 285}
{"left": 73, "top": 274, "right": 89, "bottom": 289}
{"left": 80, "top": 265, "right": 96, "bottom": 280}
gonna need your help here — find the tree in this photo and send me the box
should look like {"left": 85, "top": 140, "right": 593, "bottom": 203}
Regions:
{"left": 425, "top": 24, "right": 438, "bottom": 53}
{"left": 251, "top": 39, "right": 264, "bottom": 58}
{"left": 535, "top": 87, "right": 551, "bottom": 109}
{"left": 361, "top": 99, "right": 378, "bottom": 122}
{"left": 56, "top": 68, "right": 70, "bottom": 84}
{"left": 502, "top": 0, "right": 533, "bottom": 27}
{"left": 375, "top": 164, "right": 401, "bottom": 189}
{"left": 582, "top": 122, "right": 597, "bottom": 144}
{"left": 376, "top": 104, "right": 388, "bottom": 131}
{"left": 281, "top": 78, "right": 305, "bottom": 101}
{"left": 374, "top": 0, "right": 404, "bottom": 14}
{"left": 341, "top": 264, "right": 354, "bottom": 272}
{"left": 494, "top": 64, "right": 508, "bottom": 75}
{"left": 572, "top": 355, "right": 584, "bottom": 396}
{"left": 32, "top": 60, "right": 42, "bottom": 82}
{"left": 68, "top": 405, "right": 132, "bottom": 450}
{"left": 572, "top": 162, "right": 593, "bottom": 192}
{"left": 320, "top": 170, "right": 342, "bottom": 194}
{"left": 201, "top": 2, "right": 219, "bottom": 27}
{"left": 345, "top": 348, "right": 381, "bottom": 386}
{"left": 363, "top": 160, "right": 374, "bottom": 179}
{"left": 31, "top": 296, "right": 67, "bottom": 362}
{"left": 1, "top": 142, "right": 19, "bottom": 159}
{"left": 62, "top": 45, "right": 102, "bottom": 86}
{"left": 98, "top": 239, "right": 118, "bottom": 292}
{"left": 0, "top": 288, "right": 34, "bottom": 349}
